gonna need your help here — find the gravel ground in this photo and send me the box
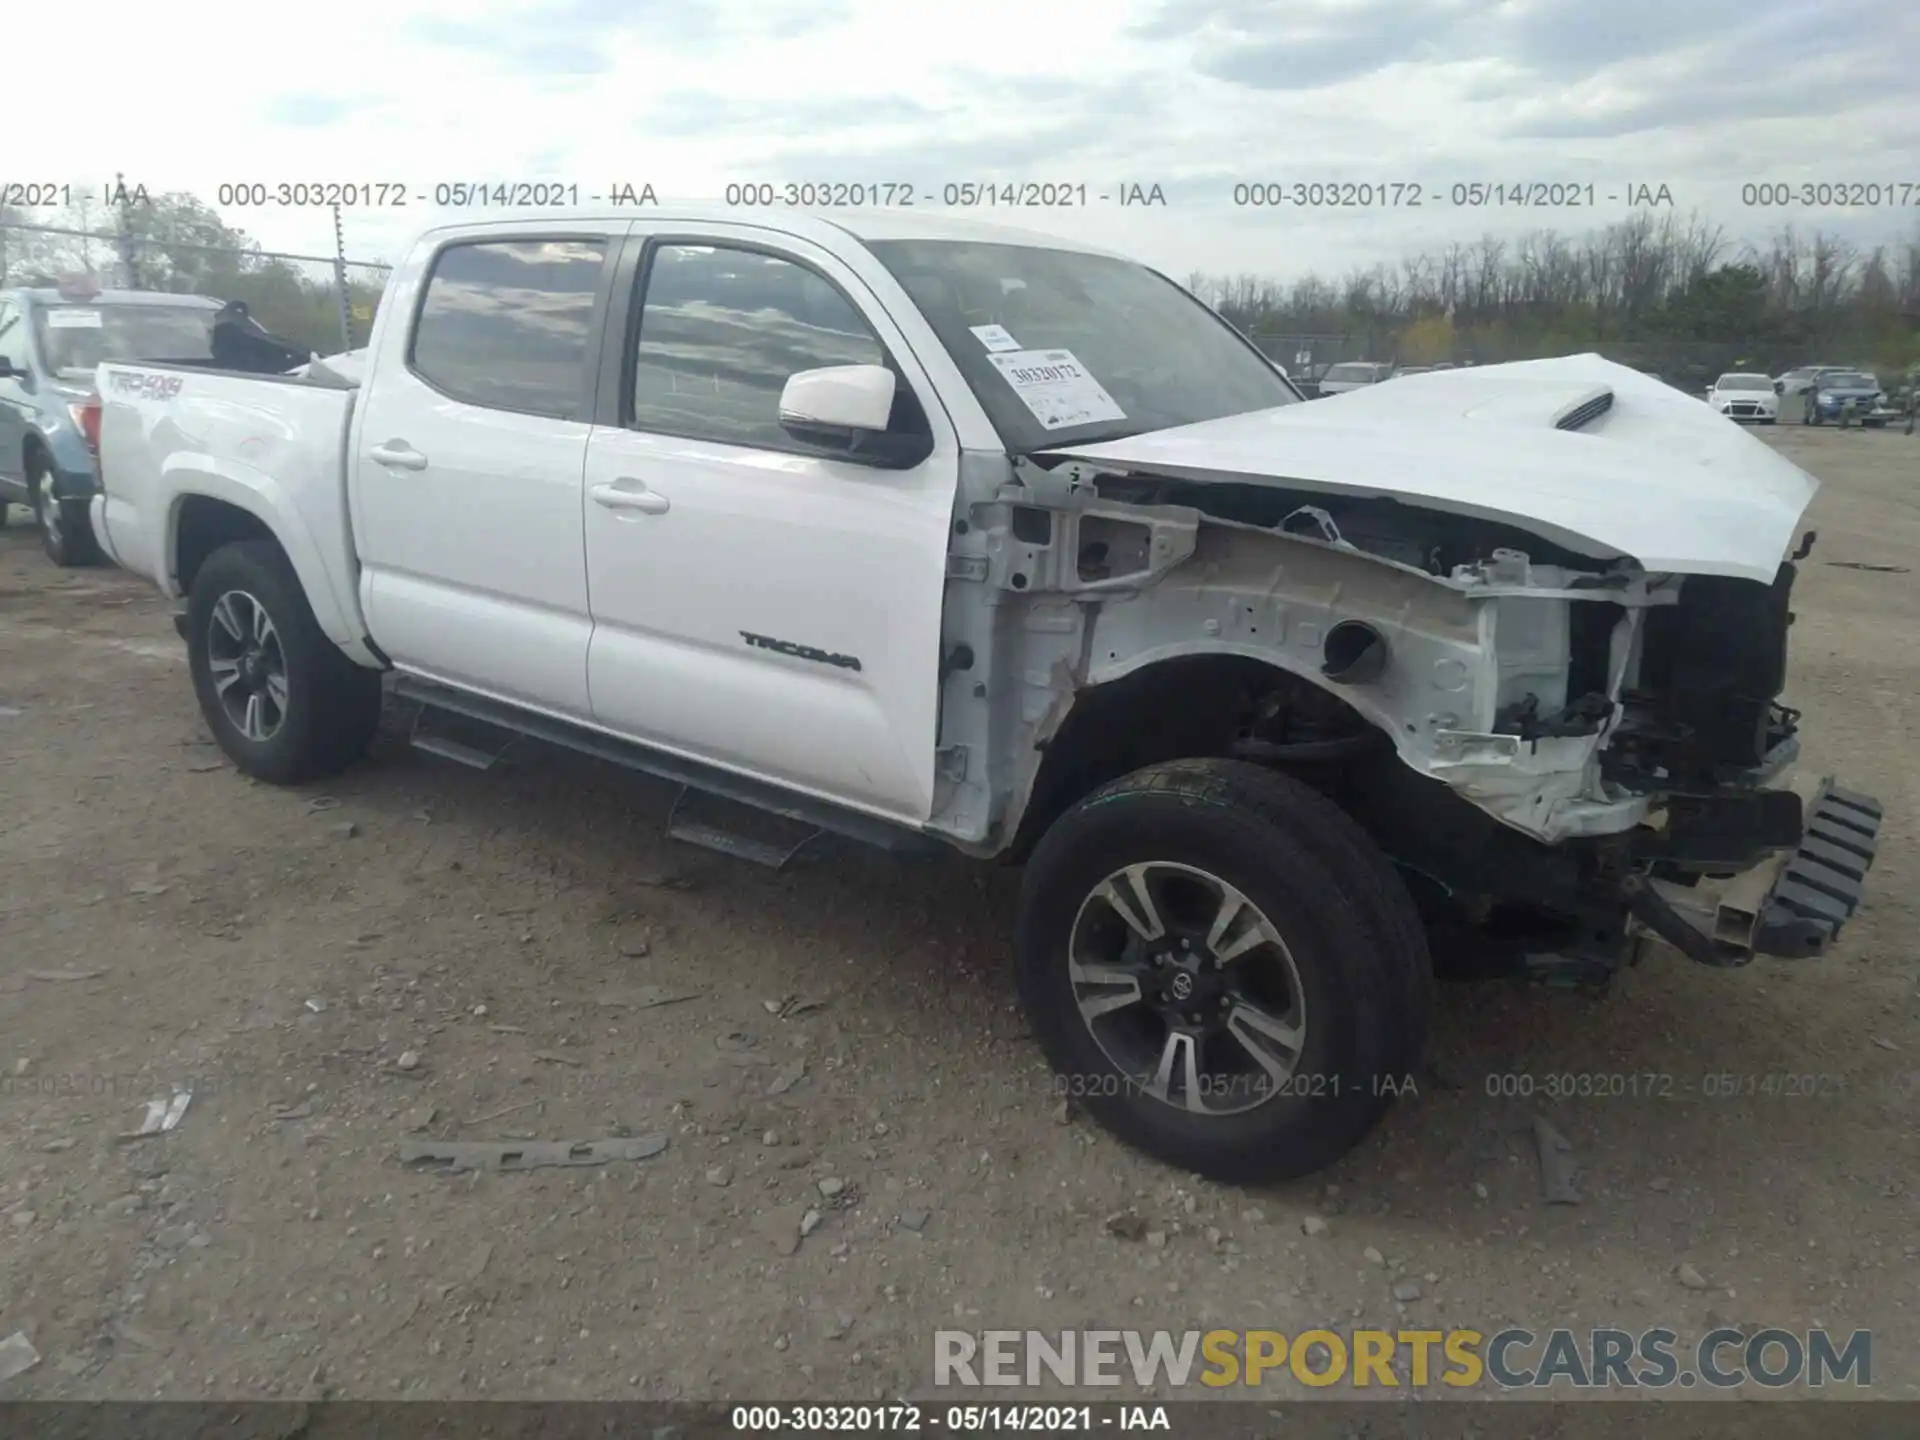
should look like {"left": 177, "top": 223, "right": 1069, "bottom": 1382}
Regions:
{"left": 1, "top": 424, "right": 1916, "bottom": 1405}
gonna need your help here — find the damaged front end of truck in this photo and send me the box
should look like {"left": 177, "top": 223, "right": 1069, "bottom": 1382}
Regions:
{"left": 930, "top": 355, "right": 1883, "bottom": 986}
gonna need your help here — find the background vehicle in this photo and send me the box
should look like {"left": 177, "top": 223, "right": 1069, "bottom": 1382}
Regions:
{"left": 1775, "top": 364, "right": 1846, "bottom": 398}
{"left": 1706, "top": 372, "right": 1780, "bottom": 423}
{"left": 1316, "top": 360, "right": 1393, "bottom": 395}
{"left": 1802, "top": 370, "right": 1891, "bottom": 426}
{"left": 1390, "top": 365, "right": 1433, "bottom": 378}
{"left": 91, "top": 210, "right": 1883, "bottom": 1185}
{"left": 0, "top": 284, "right": 306, "bottom": 564}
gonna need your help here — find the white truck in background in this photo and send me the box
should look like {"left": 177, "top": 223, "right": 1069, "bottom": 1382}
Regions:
{"left": 92, "top": 208, "right": 1883, "bottom": 1182}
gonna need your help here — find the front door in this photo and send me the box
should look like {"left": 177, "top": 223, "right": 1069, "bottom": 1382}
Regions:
{"left": 581, "top": 228, "right": 960, "bottom": 824}
{"left": 349, "top": 226, "right": 623, "bottom": 717}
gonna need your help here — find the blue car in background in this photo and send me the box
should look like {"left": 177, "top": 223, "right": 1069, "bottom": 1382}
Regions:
{"left": 1800, "top": 368, "right": 1892, "bottom": 427}
{"left": 0, "top": 284, "right": 241, "bottom": 565}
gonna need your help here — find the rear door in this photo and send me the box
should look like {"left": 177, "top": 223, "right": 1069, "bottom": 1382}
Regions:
{"left": 578, "top": 225, "right": 961, "bottom": 823}
{"left": 349, "top": 225, "right": 624, "bottom": 718}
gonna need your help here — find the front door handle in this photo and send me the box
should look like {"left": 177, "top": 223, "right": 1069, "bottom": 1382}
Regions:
{"left": 591, "top": 481, "right": 670, "bottom": 515}
{"left": 369, "top": 441, "right": 428, "bottom": 471}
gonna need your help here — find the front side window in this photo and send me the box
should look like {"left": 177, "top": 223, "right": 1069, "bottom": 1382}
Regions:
{"left": 630, "top": 243, "right": 918, "bottom": 451}
{"left": 410, "top": 238, "right": 607, "bottom": 419}
{"left": 865, "top": 239, "right": 1297, "bottom": 453}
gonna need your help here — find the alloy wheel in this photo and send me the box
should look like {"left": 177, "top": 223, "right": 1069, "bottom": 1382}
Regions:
{"left": 205, "top": 590, "right": 289, "bottom": 742}
{"left": 1067, "top": 861, "right": 1308, "bottom": 1116}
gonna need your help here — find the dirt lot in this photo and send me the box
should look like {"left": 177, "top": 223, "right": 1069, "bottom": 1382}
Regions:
{"left": 1, "top": 424, "right": 1917, "bottom": 1405}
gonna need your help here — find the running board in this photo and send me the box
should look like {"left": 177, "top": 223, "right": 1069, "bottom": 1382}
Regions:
{"left": 410, "top": 734, "right": 499, "bottom": 770}
{"left": 408, "top": 705, "right": 516, "bottom": 771}
{"left": 387, "top": 674, "right": 936, "bottom": 858}
{"left": 668, "top": 786, "right": 822, "bottom": 870}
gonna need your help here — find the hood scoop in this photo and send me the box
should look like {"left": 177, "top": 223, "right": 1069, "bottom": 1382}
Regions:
{"left": 1456, "top": 381, "right": 1616, "bottom": 433}
{"left": 1553, "top": 387, "right": 1614, "bottom": 432}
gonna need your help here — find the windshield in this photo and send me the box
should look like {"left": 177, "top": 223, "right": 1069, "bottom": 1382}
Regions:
{"left": 31, "top": 301, "right": 219, "bottom": 378}
{"left": 1820, "top": 372, "right": 1875, "bottom": 389}
{"left": 863, "top": 239, "right": 1297, "bottom": 451}
{"left": 1324, "top": 363, "right": 1381, "bottom": 382}
{"left": 1716, "top": 374, "right": 1772, "bottom": 391}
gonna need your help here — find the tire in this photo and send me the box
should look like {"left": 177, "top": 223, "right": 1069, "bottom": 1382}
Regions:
{"left": 31, "top": 460, "right": 101, "bottom": 567}
{"left": 186, "top": 539, "right": 383, "bottom": 785}
{"left": 1016, "top": 757, "right": 1432, "bottom": 1183}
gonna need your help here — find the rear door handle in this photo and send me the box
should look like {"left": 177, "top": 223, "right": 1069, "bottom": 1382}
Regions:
{"left": 369, "top": 441, "right": 428, "bottom": 471}
{"left": 590, "top": 481, "right": 670, "bottom": 515}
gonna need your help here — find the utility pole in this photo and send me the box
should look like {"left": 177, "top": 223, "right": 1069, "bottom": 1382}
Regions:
{"left": 331, "top": 203, "right": 352, "bottom": 353}
{"left": 114, "top": 171, "right": 138, "bottom": 289}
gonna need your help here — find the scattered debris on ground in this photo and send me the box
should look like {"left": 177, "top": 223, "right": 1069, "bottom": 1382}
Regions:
{"left": 118, "top": 1088, "right": 192, "bottom": 1142}
{"left": 398, "top": 1137, "right": 669, "bottom": 1173}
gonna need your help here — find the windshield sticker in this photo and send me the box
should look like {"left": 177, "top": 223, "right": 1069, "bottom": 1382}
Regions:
{"left": 969, "top": 323, "right": 1021, "bottom": 353}
{"left": 987, "top": 348, "right": 1127, "bottom": 431}
{"left": 46, "top": 308, "right": 104, "bottom": 329}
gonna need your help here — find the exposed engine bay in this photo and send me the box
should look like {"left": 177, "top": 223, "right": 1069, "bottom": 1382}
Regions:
{"left": 1095, "top": 467, "right": 1809, "bottom": 795}
{"left": 932, "top": 430, "right": 1877, "bottom": 990}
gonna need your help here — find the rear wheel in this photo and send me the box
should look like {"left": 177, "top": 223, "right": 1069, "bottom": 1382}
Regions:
{"left": 186, "top": 540, "right": 383, "bottom": 784}
{"left": 31, "top": 461, "right": 100, "bottom": 567}
{"left": 1016, "top": 758, "right": 1432, "bottom": 1183}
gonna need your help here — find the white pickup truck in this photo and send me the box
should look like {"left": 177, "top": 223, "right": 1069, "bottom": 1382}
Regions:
{"left": 92, "top": 208, "right": 1883, "bottom": 1182}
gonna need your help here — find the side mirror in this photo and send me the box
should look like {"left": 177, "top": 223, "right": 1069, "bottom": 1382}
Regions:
{"left": 779, "top": 364, "right": 895, "bottom": 437}
{"left": 778, "top": 363, "right": 931, "bottom": 468}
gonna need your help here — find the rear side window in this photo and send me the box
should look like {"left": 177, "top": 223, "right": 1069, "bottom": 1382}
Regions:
{"left": 410, "top": 239, "right": 608, "bottom": 419}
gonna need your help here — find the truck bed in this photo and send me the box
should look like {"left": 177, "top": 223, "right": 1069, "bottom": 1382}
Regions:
{"left": 92, "top": 361, "right": 366, "bottom": 648}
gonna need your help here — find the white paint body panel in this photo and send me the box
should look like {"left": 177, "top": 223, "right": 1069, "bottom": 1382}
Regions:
{"left": 343, "top": 218, "right": 632, "bottom": 717}
{"left": 581, "top": 219, "right": 959, "bottom": 823}
{"left": 1046, "top": 354, "right": 1817, "bottom": 583}
{"left": 89, "top": 367, "right": 379, "bottom": 665}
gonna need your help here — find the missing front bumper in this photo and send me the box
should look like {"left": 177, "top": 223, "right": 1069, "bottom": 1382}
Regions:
{"left": 1627, "top": 778, "right": 1884, "bottom": 965}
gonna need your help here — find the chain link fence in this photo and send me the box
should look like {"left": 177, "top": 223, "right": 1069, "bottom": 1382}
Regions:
{"left": 0, "top": 219, "right": 391, "bottom": 356}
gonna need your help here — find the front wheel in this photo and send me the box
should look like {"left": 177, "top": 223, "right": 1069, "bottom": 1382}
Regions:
{"left": 186, "top": 539, "right": 383, "bottom": 784}
{"left": 1016, "top": 759, "right": 1432, "bottom": 1183}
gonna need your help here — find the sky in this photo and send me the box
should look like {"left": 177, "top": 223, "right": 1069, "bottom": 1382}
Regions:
{"left": 15, "top": 0, "right": 1920, "bottom": 280}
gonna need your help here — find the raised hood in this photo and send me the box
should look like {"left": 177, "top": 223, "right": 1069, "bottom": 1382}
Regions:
{"left": 1039, "top": 354, "right": 1816, "bottom": 583}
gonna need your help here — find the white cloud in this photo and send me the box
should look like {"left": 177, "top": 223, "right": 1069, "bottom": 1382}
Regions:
{"left": 15, "top": 0, "right": 1919, "bottom": 280}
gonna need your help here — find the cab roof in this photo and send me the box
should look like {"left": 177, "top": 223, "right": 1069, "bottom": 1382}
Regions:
{"left": 418, "top": 206, "right": 1132, "bottom": 260}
